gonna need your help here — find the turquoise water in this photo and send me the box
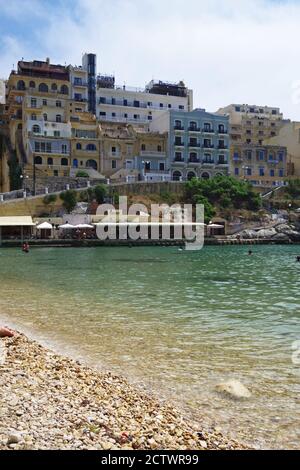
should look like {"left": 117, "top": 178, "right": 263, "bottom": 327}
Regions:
{"left": 0, "top": 245, "right": 300, "bottom": 448}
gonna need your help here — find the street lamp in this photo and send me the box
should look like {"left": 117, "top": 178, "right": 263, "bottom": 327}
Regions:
{"left": 20, "top": 174, "right": 29, "bottom": 195}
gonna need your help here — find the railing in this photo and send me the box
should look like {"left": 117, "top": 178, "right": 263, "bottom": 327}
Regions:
{"left": 140, "top": 151, "right": 167, "bottom": 157}
{"left": 73, "top": 81, "right": 88, "bottom": 87}
{"left": 174, "top": 126, "right": 185, "bottom": 131}
{"left": 203, "top": 128, "right": 214, "bottom": 133}
{"left": 188, "top": 142, "right": 200, "bottom": 147}
{"left": 188, "top": 127, "right": 201, "bottom": 132}
{"left": 174, "top": 142, "right": 184, "bottom": 147}
{"left": 202, "top": 144, "right": 214, "bottom": 149}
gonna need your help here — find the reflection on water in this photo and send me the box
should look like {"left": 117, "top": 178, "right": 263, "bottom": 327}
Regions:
{"left": 0, "top": 245, "right": 300, "bottom": 449}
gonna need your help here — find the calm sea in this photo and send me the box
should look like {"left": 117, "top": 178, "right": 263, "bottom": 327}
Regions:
{"left": 0, "top": 245, "right": 300, "bottom": 449}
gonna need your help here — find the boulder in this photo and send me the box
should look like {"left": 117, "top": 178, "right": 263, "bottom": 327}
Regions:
{"left": 239, "top": 230, "right": 257, "bottom": 239}
{"left": 215, "top": 380, "right": 251, "bottom": 400}
{"left": 272, "top": 233, "right": 290, "bottom": 242}
{"left": 275, "top": 224, "right": 296, "bottom": 234}
{"left": 256, "top": 228, "right": 277, "bottom": 239}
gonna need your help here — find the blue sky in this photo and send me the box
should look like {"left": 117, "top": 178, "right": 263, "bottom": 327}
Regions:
{"left": 1, "top": 0, "right": 300, "bottom": 119}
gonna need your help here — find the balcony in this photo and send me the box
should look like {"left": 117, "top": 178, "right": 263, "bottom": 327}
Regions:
{"left": 203, "top": 128, "right": 215, "bottom": 134}
{"left": 202, "top": 160, "right": 215, "bottom": 166}
{"left": 218, "top": 145, "right": 228, "bottom": 150}
{"left": 188, "top": 126, "right": 201, "bottom": 132}
{"left": 174, "top": 141, "right": 184, "bottom": 147}
{"left": 188, "top": 142, "right": 200, "bottom": 148}
{"left": 73, "top": 80, "right": 88, "bottom": 87}
{"left": 140, "top": 151, "right": 166, "bottom": 158}
{"left": 267, "top": 159, "right": 279, "bottom": 165}
{"left": 202, "top": 144, "right": 214, "bottom": 149}
{"left": 188, "top": 159, "right": 201, "bottom": 164}
{"left": 174, "top": 126, "right": 185, "bottom": 131}
{"left": 174, "top": 158, "right": 185, "bottom": 164}
{"left": 218, "top": 129, "right": 228, "bottom": 134}
{"left": 216, "top": 160, "right": 228, "bottom": 166}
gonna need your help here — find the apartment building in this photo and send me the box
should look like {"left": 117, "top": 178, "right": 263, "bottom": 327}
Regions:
{"left": 150, "top": 109, "right": 230, "bottom": 181}
{"left": 97, "top": 77, "right": 193, "bottom": 127}
{"left": 216, "top": 104, "right": 288, "bottom": 187}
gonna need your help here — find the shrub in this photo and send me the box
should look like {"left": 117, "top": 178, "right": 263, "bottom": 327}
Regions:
{"left": 60, "top": 190, "right": 77, "bottom": 213}
{"left": 76, "top": 171, "right": 89, "bottom": 178}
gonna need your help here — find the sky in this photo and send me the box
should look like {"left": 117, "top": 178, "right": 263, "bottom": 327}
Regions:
{"left": 1, "top": 0, "right": 300, "bottom": 119}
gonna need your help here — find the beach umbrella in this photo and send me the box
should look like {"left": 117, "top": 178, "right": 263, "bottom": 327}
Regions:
{"left": 59, "top": 223, "right": 76, "bottom": 229}
{"left": 75, "top": 224, "right": 94, "bottom": 229}
{"left": 36, "top": 222, "right": 53, "bottom": 230}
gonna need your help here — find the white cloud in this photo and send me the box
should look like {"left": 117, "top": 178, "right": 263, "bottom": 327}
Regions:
{"left": 1, "top": 0, "right": 300, "bottom": 119}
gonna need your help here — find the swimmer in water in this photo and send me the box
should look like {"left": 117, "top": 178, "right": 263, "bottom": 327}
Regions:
{"left": 248, "top": 250, "right": 253, "bottom": 256}
{"left": 296, "top": 256, "right": 300, "bottom": 262}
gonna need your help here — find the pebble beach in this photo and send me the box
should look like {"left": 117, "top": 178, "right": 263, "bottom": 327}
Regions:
{"left": 0, "top": 332, "right": 246, "bottom": 451}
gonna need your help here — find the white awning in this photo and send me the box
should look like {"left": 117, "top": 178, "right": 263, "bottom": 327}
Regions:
{"left": 36, "top": 222, "right": 53, "bottom": 230}
{"left": 0, "top": 216, "right": 35, "bottom": 227}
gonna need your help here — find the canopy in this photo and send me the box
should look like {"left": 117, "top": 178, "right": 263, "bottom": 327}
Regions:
{"left": 0, "top": 216, "right": 35, "bottom": 227}
{"left": 59, "top": 223, "right": 76, "bottom": 229}
{"left": 36, "top": 222, "right": 53, "bottom": 230}
{"left": 75, "top": 224, "right": 94, "bottom": 229}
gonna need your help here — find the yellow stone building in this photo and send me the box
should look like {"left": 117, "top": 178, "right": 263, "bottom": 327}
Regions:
{"left": 264, "top": 121, "right": 300, "bottom": 177}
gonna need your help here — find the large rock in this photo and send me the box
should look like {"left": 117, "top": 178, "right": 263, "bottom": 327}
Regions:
{"left": 239, "top": 230, "right": 257, "bottom": 239}
{"left": 272, "top": 233, "right": 290, "bottom": 242}
{"left": 215, "top": 380, "right": 251, "bottom": 400}
{"left": 275, "top": 224, "right": 295, "bottom": 234}
{"left": 256, "top": 228, "right": 277, "bottom": 239}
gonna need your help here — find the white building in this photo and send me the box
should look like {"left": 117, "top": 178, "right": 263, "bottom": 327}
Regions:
{"left": 0, "top": 79, "right": 5, "bottom": 104}
{"left": 97, "top": 78, "right": 193, "bottom": 127}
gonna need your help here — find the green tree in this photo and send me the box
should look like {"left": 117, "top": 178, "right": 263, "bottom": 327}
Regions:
{"left": 94, "top": 184, "right": 108, "bottom": 204}
{"left": 43, "top": 194, "right": 57, "bottom": 216}
{"left": 60, "top": 190, "right": 77, "bottom": 214}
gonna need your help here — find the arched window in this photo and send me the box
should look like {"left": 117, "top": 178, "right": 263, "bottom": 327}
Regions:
{"left": 201, "top": 172, "right": 210, "bottom": 180}
{"left": 60, "top": 85, "right": 69, "bottom": 95}
{"left": 31, "top": 114, "right": 37, "bottom": 121}
{"left": 61, "top": 158, "right": 68, "bottom": 166}
{"left": 76, "top": 143, "right": 82, "bottom": 150}
{"left": 189, "top": 121, "right": 198, "bottom": 131}
{"left": 34, "top": 156, "right": 43, "bottom": 165}
{"left": 187, "top": 172, "right": 196, "bottom": 181}
{"left": 86, "top": 144, "right": 96, "bottom": 151}
{"left": 43, "top": 113, "right": 48, "bottom": 121}
{"left": 39, "top": 83, "right": 49, "bottom": 93}
{"left": 174, "top": 120, "right": 182, "bottom": 130}
{"left": 86, "top": 159, "right": 98, "bottom": 170}
{"left": 17, "top": 123, "right": 22, "bottom": 130}
{"left": 47, "top": 157, "right": 53, "bottom": 165}
{"left": 51, "top": 83, "right": 57, "bottom": 91}
{"left": 32, "top": 124, "right": 41, "bottom": 134}
{"left": 56, "top": 114, "right": 62, "bottom": 123}
{"left": 29, "top": 81, "right": 36, "bottom": 89}
{"left": 73, "top": 159, "right": 78, "bottom": 168}
{"left": 172, "top": 171, "right": 182, "bottom": 182}
{"left": 17, "top": 80, "right": 26, "bottom": 90}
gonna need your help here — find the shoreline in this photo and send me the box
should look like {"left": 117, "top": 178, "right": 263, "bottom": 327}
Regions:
{"left": 0, "top": 330, "right": 248, "bottom": 451}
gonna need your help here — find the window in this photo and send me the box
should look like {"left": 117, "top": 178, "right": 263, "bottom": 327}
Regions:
{"left": 124, "top": 113, "right": 128, "bottom": 118}
{"left": 233, "top": 152, "right": 240, "bottom": 161}
{"left": 175, "top": 136, "right": 183, "bottom": 146}
{"left": 34, "top": 156, "right": 42, "bottom": 165}
{"left": 39, "top": 83, "right": 48, "bottom": 93}
{"left": 160, "top": 103, "right": 163, "bottom": 108}
{"left": 43, "top": 114, "right": 48, "bottom": 121}
{"left": 53, "top": 170, "right": 58, "bottom": 177}
{"left": 172, "top": 171, "right": 182, "bottom": 181}
{"left": 60, "top": 85, "right": 69, "bottom": 95}
{"left": 86, "top": 144, "right": 96, "bottom": 151}
{"left": 235, "top": 168, "right": 239, "bottom": 176}
{"left": 31, "top": 114, "right": 37, "bottom": 121}
{"left": 235, "top": 106, "right": 241, "bottom": 112}
{"left": 219, "top": 124, "right": 225, "bottom": 133}
{"left": 246, "top": 150, "right": 252, "bottom": 160}
{"left": 99, "top": 97, "right": 106, "bottom": 104}
{"left": 51, "top": 83, "right": 57, "bottom": 91}
{"left": 174, "top": 120, "right": 182, "bottom": 129}
{"left": 112, "top": 112, "right": 116, "bottom": 117}
{"left": 112, "top": 146, "right": 116, "bottom": 154}
{"left": 17, "top": 80, "right": 26, "bottom": 90}
{"left": 31, "top": 98, "right": 37, "bottom": 108}
{"left": 76, "top": 143, "right": 82, "bottom": 150}
{"left": 47, "top": 157, "right": 53, "bottom": 165}
{"left": 189, "top": 152, "right": 198, "bottom": 162}
{"left": 270, "top": 169, "right": 275, "bottom": 177}
{"left": 74, "top": 78, "right": 82, "bottom": 86}
{"left": 141, "top": 144, "right": 146, "bottom": 151}
{"left": 272, "top": 110, "right": 277, "bottom": 115}
{"left": 111, "top": 98, "right": 116, "bottom": 105}
{"left": 29, "top": 81, "right": 35, "bottom": 89}
{"left": 159, "top": 162, "right": 165, "bottom": 171}
{"left": 32, "top": 125, "right": 41, "bottom": 134}
{"left": 259, "top": 167, "right": 265, "bottom": 177}
{"left": 34, "top": 142, "right": 40, "bottom": 152}
{"left": 279, "top": 169, "right": 284, "bottom": 177}
{"left": 43, "top": 99, "right": 47, "bottom": 106}
{"left": 54, "top": 131, "right": 60, "bottom": 137}
{"left": 204, "top": 123, "right": 212, "bottom": 132}
{"left": 148, "top": 116, "right": 152, "bottom": 121}
{"left": 56, "top": 101, "right": 62, "bottom": 107}
{"left": 246, "top": 167, "right": 252, "bottom": 176}
{"left": 258, "top": 150, "right": 265, "bottom": 160}
{"left": 189, "top": 121, "right": 197, "bottom": 131}
{"left": 62, "top": 144, "right": 68, "bottom": 154}
{"left": 134, "top": 114, "right": 140, "bottom": 120}
{"left": 174, "top": 152, "right": 182, "bottom": 162}
{"left": 56, "top": 115, "right": 62, "bottom": 123}
{"left": 157, "top": 145, "right": 162, "bottom": 152}
{"left": 134, "top": 100, "right": 140, "bottom": 108}
{"left": 168, "top": 104, "right": 172, "bottom": 109}
{"left": 61, "top": 158, "right": 68, "bottom": 166}
{"left": 246, "top": 139, "right": 251, "bottom": 144}
{"left": 73, "top": 159, "right": 78, "bottom": 168}
{"left": 179, "top": 105, "right": 184, "bottom": 110}
{"left": 99, "top": 112, "right": 106, "bottom": 116}
{"left": 46, "top": 143, "right": 52, "bottom": 153}
{"left": 278, "top": 152, "right": 284, "bottom": 162}
{"left": 112, "top": 160, "right": 117, "bottom": 169}
{"left": 218, "top": 155, "right": 226, "bottom": 164}
{"left": 250, "top": 108, "right": 255, "bottom": 113}
{"left": 123, "top": 99, "right": 128, "bottom": 106}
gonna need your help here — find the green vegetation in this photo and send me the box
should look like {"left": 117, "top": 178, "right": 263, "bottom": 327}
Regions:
{"left": 60, "top": 190, "right": 77, "bottom": 213}
{"left": 184, "top": 176, "right": 261, "bottom": 223}
{"left": 7, "top": 150, "right": 22, "bottom": 191}
{"left": 43, "top": 194, "right": 57, "bottom": 216}
{"left": 284, "top": 179, "right": 300, "bottom": 199}
{"left": 93, "top": 184, "right": 108, "bottom": 204}
{"left": 76, "top": 171, "right": 89, "bottom": 178}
